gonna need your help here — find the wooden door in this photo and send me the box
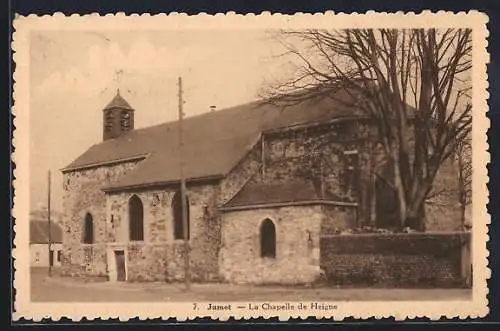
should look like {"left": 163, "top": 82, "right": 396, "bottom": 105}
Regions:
{"left": 49, "top": 250, "right": 54, "bottom": 267}
{"left": 115, "top": 250, "right": 126, "bottom": 282}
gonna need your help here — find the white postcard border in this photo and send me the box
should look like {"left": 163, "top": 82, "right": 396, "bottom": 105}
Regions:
{"left": 12, "top": 10, "right": 490, "bottom": 321}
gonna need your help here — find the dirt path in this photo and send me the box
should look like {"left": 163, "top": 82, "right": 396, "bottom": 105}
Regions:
{"left": 31, "top": 268, "right": 472, "bottom": 302}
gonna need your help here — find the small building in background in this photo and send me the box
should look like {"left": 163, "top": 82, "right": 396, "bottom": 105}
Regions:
{"left": 30, "top": 220, "right": 63, "bottom": 267}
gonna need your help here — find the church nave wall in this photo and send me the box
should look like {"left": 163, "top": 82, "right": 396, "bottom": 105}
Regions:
{"left": 104, "top": 183, "right": 221, "bottom": 282}
{"left": 60, "top": 160, "right": 141, "bottom": 278}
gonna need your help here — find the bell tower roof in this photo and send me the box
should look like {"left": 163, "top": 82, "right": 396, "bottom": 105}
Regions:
{"left": 104, "top": 89, "right": 134, "bottom": 111}
{"left": 102, "top": 89, "right": 135, "bottom": 141}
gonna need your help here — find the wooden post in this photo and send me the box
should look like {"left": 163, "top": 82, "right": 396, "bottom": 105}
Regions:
{"left": 47, "top": 170, "right": 52, "bottom": 277}
{"left": 178, "top": 77, "right": 191, "bottom": 290}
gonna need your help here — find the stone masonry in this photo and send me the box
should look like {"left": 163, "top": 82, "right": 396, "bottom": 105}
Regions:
{"left": 105, "top": 183, "right": 221, "bottom": 282}
{"left": 219, "top": 202, "right": 361, "bottom": 284}
{"left": 61, "top": 160, "right": 141, "bottom": 278}
{"left": 320, "top": 232, "right": 471, "bottom": 287}
{"left": 220, "top": 205, "right": 324, "bottom": 285}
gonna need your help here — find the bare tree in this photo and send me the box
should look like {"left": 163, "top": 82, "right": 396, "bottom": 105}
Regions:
{"left": 456, "top": 137, "right": 472, "bottom": 226}
{"left": 264, "top": 29, "right": 472, "bottom": 230}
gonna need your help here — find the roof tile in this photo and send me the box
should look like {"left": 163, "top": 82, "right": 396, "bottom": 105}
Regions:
{"left": 224, "top": 181, "right": 321, "bottom": 207}
{"left": 30, "top": 220, "right": 63, "bottom": 244}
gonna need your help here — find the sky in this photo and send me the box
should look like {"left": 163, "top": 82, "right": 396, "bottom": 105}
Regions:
{"left": 28, "top": 29, "right": 471, "bottom": 213}
{"left": 29, "top": 30, "right": 294, "bottom": 212}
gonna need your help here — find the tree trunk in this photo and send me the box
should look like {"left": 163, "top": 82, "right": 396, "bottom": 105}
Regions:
{"left": 392, "top": 149, "right": 408, "bottom": 228}
{"left": 405, "top": 202, "right": 427, "bottom": 231}
{"left": 357, "top": 149, "right": 374, "bottom": 227}
{"left": 405, "top": 179, "right": 433, "bottom": 230}
{"left": 460, "top": 201, "right": 466, "bottom": 228}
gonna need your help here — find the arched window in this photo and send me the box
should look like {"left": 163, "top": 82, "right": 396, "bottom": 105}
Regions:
{"left": 83, "top": 213, "right": 94, "bottom": 244}
{"left": 120, "top": 110, "right": 131, "bottom": 131}
{"left": 260, "top": 219, "right": 276, "bottom": 258}
{"left": 172, "top": 190, "right": 190, "bottom": 240}
{"left": 129, "top": 195, "right": 144, "bottom": 241}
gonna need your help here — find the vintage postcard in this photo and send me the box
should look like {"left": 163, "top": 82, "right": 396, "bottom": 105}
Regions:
{"left": 12, "top": 11, "right": 490, "bottom": 321}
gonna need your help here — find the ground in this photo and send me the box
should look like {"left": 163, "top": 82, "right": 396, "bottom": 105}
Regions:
{"left": 31, "top": 267, "right": 472, "bottom": 302}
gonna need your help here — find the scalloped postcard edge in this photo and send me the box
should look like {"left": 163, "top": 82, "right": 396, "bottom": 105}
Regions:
{"left": 11, "top": 10, "right": 490, "bottom": 321}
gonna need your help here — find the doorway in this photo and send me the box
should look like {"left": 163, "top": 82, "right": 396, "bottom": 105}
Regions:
{"left": 114, "top": 250, "right": 126, "bottom": 282}
{"left": 49, "top": 250, "right": 54, "bottom": 267}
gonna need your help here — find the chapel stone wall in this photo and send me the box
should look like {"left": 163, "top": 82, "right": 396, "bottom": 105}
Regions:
{"left": 106, "top": 182, "right": 221, "bottom": 282}
{"left": 262, "top": 121, "right": 372, "bottom": 203}
{"left": 61, "top": 160, "right": 141, "bottom": 278}
{"left": 218, "top": 141, "right": 263, "bottom": 205}
{"left": 260, "top": 120, "right": 463, "bottom": 231}
{"left": 220, "top": 205, "right": 324, "bottom": 285}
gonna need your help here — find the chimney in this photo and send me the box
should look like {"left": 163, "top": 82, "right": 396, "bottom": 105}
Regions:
{"left": 210, "top": 105, "right": 216, "bottom": 112}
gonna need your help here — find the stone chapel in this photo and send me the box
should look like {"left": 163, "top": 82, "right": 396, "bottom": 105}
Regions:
{"left": 60, "top": 89, "right": 463, "bottom": 284}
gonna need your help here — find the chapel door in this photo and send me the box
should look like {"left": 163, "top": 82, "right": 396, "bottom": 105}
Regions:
{"left": 115, "top": 250, "right": 126, "bottom": 282}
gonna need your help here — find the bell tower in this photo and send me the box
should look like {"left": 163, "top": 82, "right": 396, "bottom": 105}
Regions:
{"left": 102, "top": 89, "right": 135, "bottom": 141}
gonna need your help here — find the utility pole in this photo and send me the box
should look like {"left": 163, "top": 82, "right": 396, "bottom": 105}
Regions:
{"left": 178, "top": 77, "right": 191, "bottom": 290}
{"left": 47, "top": 170, "right": 52, "bottom": 277}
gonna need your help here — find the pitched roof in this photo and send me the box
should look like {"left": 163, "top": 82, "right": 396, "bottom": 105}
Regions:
{"left": 104, "top": 90, "right": 134, "bottom": 111}
{"left": 30, "top": 220, "right": 63, "bottom": 244}
{"left": 63, "top": 89, "right": 367, "bottom": 191}
{"left": 30, "top": 209, "right": 63, "bottom": 221}
{"left": 223, "top": 181, "right": 321, "bottom": 208}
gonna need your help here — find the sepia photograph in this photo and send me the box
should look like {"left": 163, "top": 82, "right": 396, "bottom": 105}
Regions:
{"left": 12, "top": 12, "right": 489, "bottom": 320}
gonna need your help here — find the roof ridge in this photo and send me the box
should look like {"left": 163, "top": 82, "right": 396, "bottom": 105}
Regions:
{"left": 123, "top": 99, "right": 263, "bottom": 135}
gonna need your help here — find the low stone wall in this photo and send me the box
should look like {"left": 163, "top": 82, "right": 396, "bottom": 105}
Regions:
{"left": 320, "top": 232, "right": 471, "bottom": 287}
